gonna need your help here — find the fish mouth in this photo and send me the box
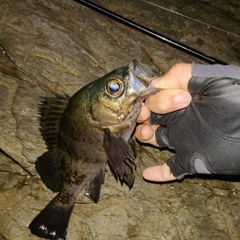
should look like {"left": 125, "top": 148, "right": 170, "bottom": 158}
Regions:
{"left": 128, "top": 60, "right": 159, "bottom": 98}
{"left": 120, "top": 60, "right": 159, "bottom": 130}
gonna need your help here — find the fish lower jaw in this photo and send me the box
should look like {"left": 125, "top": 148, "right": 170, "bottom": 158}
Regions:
{"left": 100, "top": 109, "right": 138, "bottom": 130}
{"left": 123, "top": 104, "right": 141, "bottom": 124}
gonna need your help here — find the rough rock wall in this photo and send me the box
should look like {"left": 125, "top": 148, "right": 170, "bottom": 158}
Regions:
{"left": 0, "top": 0, "right": 240, "bottom": 239}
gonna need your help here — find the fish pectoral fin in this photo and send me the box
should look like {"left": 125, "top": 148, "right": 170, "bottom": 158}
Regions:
{"left": 85, "top": 166, "right": 105, "bottom": 203}
{"left": 36, "top": 151, "right": 62, "bottom": 192}
{"left": 103, "top": 128, "right": 136, "bottom": 188}
{"left": 128, "top": 137, "right": 137, "bottom": 158}
{"left": 123, "top": 164, "right": 135, "bottom": 189}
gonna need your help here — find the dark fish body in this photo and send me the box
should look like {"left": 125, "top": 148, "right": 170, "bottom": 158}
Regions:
{"left": 29, "top": 60, "right": 158, "bottom": 239}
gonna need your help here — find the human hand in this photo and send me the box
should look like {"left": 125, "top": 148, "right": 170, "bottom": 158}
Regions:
{"left": 136, "top": 63, "right": 240, "bottom": 182}
{"left": 136, "top": 63, "right": 192, "bottom": 182}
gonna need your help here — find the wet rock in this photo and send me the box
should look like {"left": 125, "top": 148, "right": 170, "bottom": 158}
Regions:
{"left": 0, "top": 0, "right": 240, "bottom": 239}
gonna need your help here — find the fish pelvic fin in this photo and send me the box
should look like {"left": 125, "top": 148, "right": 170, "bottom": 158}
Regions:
{"left": 103, "top": 128, "right": 136, "bottom": 188}
{"left": 29, "top": 194, "right": 74, "bottom": 240}
{"left": 85, "top": 166, "right": 105, "bottom": 203}
{"left": 36, "top": 151, "right": 62, "bottom": 192}
{"left": 39, "top": 94, "right": 70, "bottom": 151}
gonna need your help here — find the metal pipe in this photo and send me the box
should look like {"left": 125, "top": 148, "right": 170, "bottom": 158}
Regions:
{"left": 73, "top": 0, "right": 227, "bottom": 65}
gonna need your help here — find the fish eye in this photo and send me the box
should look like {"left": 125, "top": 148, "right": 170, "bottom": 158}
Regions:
{"left": 109, "top": 82, "right": 120, "bottom": 92}
{"left": 105, "top": 79, "right": 124, "bottom": 97}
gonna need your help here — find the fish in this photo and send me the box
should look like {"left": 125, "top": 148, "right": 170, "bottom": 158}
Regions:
{"left": 29, "top": 60, "right": 158, "bottom": 240}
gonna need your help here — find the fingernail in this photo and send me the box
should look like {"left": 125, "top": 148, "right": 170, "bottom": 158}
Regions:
{"left": 138, "top": 125, "right": 149, "bottom": 140}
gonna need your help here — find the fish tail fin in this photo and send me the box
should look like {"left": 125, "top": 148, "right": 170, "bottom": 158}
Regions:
{"left": 29, "top": 194, "right": 74, "bottom": 240}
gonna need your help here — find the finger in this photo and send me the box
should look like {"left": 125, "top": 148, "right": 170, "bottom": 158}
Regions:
{"left": 152, "top": 63, "right": 192, "bottom": 90}
{"left": 137, "top": 104, "right": 151, "bottom": 123}
{"left": 135, "top": 124, "right": 158, "bottom": 146}
{"left": 142, "top": 164, "right": 176, "bottom": 182}
{"left": 146, "top": 89, "right": 192, "bottom": 114}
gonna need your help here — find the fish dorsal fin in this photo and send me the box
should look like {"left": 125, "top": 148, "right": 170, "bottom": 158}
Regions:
{"left": 39, "top": 94, "right": 70, "bottom": 150}
{"left": 103, "top": 128, "right": 136, "bottom": 188}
